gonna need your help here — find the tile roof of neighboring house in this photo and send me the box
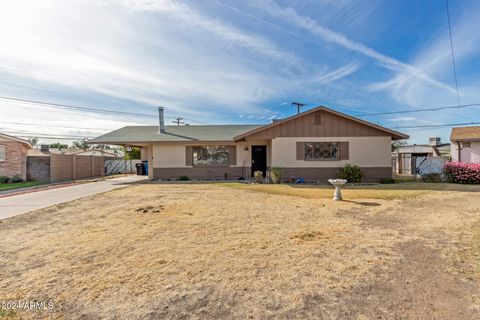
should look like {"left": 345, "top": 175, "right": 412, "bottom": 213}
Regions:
{"left": 88, "top": 125, "right": 262, "bottom": 145}
{"left": 0, "top": 132, "right": 32, "bottom": 148}
{"left": 450, "top": 126, "right": 480, "bottom": 142}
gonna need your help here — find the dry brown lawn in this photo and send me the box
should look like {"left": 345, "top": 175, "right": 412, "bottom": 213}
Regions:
{"left": 1, "top": 182, "right": 480, "bottom": 319}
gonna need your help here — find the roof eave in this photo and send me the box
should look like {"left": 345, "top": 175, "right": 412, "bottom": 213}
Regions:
{"left": 234, "top": 106, "right": 409, "bottom": 141}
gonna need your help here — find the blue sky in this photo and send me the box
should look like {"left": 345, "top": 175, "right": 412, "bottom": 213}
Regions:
{"left": 1, "top": 0, "right": 479, "bottom": 144}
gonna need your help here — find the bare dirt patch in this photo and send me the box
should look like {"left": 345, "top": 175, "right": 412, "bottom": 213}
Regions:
{"left": 0, "top": 183, "right": 479, "bottom": 319}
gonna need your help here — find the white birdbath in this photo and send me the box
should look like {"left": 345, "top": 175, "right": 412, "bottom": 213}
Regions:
{"left": 328, "top": 179, "right": 347, "bottom": 201}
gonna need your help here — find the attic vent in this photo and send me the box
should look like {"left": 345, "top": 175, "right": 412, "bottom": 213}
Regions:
{"left": 314, "top": 113, "right": 322, "bottom": 125}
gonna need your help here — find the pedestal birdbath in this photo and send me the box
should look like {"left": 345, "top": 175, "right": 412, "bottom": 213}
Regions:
{"left": 328, "top": 179, "right": 348, "bottom": 201}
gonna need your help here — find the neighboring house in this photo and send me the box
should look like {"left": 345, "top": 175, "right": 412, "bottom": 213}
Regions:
{"left": 392, "top": 137, "right": 450, "bottom": 174}
{"left": 89, "top": 106, "right": 408, "bottom": 183}
{"left": 28, "top": 146, "right": 122, "bottom": 158}
{"left": 451, "top": 126, "right": 480, "bottom": 163}
{"left": 0, "top": 133, "right": 32, "bottom": 180}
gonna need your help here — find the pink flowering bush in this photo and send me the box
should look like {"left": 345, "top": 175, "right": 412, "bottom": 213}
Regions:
{"left": 443, "top": 162, "right": 480, "bottom": 184}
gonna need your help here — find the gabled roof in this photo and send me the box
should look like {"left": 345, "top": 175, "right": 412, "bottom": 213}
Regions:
{"left": 0, "top": 133, "right": 32, "bottom": 148}
{"left": 234, "top": 106, "right": 409, "bottom": 141}
{"left": 451, "top": 126, "right": 480, "bottom": 142}
{"left": 88, "top": 125, "right": 262, "bottom": 145}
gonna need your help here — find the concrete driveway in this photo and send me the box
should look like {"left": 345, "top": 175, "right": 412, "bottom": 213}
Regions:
{"left": 0, "top": 175, "right": 147, "bottom": 220}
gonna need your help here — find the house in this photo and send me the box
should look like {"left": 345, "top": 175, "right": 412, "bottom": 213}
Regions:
{"left": 28, "top": 145, "right": 123, "bottom": 158}
{"left": 88, "top": 106, "right": 409, "bottom": 183}
{"left": 0, "top": 133, "right": 32, "bottom": 181}
{"left": 451, "top": 126, "right": 480, "bottom": 163}
{"left": 392, "top": 137, "right": 450, "bottom": 174}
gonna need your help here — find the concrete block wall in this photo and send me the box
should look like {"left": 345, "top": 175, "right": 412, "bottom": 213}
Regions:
{"left": 49, "top": 154, "right": 106, "bottom": 182}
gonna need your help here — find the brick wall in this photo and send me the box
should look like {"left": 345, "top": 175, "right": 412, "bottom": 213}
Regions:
{"left": 280, "top": 167, "right": 392, "bottom": 183}
{"left": 152, "top": 166, "right": 392, "bottom": 183}
{"left": 0, "top": 142, "right": 29, "bottom": 180}
{"left": 153, "top": 167, "right": 245, "bottom": 180}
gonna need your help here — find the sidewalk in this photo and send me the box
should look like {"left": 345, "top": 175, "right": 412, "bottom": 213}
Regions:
{"left": 0, "top": 175, "right": 147, "bottom": 220}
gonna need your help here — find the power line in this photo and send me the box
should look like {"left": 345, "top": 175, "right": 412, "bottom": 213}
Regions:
{"left": 1, "top": 130, "right": 93, "bottom": 139}
{"left": 0, "top": 121, "right": 112, "bottom": 131}
{"left": 445, "top": 0, "right": 461, "bottom": 106}
{"left": 0, "top": 96, "right": 211, "bottom": 124}
{"left": 394, "top": 121, "right": 480, "bottom": 129}
{"left": 0, "top": 96, "right": 157, "bottom": 117}
{"left": 172, "top": 117, "right": 185, "bottom": 126}
{"left": 356, "top": 103, "right": 480, "bottom": 117}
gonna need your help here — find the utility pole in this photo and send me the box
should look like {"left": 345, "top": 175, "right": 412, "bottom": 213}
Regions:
{"left": 291, "top": 102, "right": 306, "bottom": 114}
{"left": 172, "top": 117, "right": 185, "bottom": 126}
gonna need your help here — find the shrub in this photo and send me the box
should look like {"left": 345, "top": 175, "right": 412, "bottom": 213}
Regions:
{"left": 443, "top": 162, "right": 480, "bottom": 184}
{"left": 10, "top": 175, "right": 23, "bottom": 183}
{"left": 253, "top": 170, "right": 263, "bottom": 183}
{"left": 379, "top": 178, "right": 395, "bottom": 184}
{"left": 421, "top": 172, "right": 442, "bottom": 183}
{"left": 178, "top": 175, "right": 190, "bottom": 181}
{"left": 270, "top": 167, "right": 282, "bottom": 184}
{"left": 0, "top": 176, "right": 9, "bottom": 184}
{"left": 338, "top": 164, "right": 364, "bottom": 183}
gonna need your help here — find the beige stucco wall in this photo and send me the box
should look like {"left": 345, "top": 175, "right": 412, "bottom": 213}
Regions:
{"left": 148, "top": 140, "right": 271, "bottom": 170}
{"left": 152, "top": 144, "right": 186, "bottom": 168}
{"left": 271, "top": 136, "right": 392, "bottom": 167}
{"left": 451, "top": 142, "right": 480, "bottom": 163}
{"left": 235, "top": 139, "right": 271, "bottom": 168}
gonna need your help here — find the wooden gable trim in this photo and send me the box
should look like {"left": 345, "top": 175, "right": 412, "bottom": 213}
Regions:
{"left": 234, "top": 106, "right": 409, "bottom": 141}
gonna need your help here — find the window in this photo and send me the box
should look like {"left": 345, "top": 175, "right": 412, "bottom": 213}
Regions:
{"left": 0, "top": 145, "right": 4, "bottom": 161}
{"left": 314, "top": 113, "right": 322, "bottom": 125}
{"left": 304, "top": 142, "right": 339, "bottom": 160}
{"left": 193, "top": 145, "right": 229, "bottom": 166}
{"left": 462, "top": 142, "right": 471, "bottom": 148}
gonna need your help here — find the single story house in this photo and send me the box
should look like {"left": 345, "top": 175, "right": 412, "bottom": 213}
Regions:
{"left": 451, "top": 126, "right": 480, "bottom": 163}
{"left": 392, "top": 137, "right": 450, "bottom": 174}
{"left": 89, "top": 106, "right": 409, "bottom": 182}
{"left": 0, "top": 133, "right": 32, "bottom": 181}
{"left": 29, "top": 146, "right": 122, "bottom": 158}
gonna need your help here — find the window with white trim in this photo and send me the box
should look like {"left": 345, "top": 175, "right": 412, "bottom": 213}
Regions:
{"left": 304, "top": 142, "right": 339, "bottom": 160}
{"left": 0, "top": 145, "right": 5, "bottom": 161}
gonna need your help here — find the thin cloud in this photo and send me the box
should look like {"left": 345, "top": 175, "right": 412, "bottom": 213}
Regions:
{"left": 239, "top": 0, "right": 456, "bottom": 93}
{"left": 311, "top": 63, "right": 360, "bottom": 84}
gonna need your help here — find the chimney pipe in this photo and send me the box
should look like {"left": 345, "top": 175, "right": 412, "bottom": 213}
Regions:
{"left": 158, "top": 106, "right": 165, "bottom": 133}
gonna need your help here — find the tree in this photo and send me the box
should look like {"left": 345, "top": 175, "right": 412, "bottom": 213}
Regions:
{"left": 49, "top": 142, "right": 69, "bottom": 149}
{"left": 93, "top": 144, "right": 111, "bottom": 150}
{"left": 391, "top": 140, "right": 408, "bottom": 152}
{"left": 28, "top": 137, "right": 38, "bottom": 147}
{"left": 72, "top": 140, "right": 90, "bottom": 151}
{"left": 125, "top": 147, "right": 141, "bottom": 160}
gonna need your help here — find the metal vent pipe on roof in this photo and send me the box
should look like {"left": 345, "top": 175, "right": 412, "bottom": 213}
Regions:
{"left": 158, "top": 106, "right": 165, "bottom": 133}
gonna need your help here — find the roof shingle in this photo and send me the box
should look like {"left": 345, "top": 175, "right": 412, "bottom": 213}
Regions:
{"left": 89, "top": 125, "right": 262, "bottom": 144}
{"left": 450, "top": 126, "right": 480, "bottom": 141}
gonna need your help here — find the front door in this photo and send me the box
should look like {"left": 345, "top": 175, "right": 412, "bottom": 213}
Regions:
{"left": 251, "top": 145, "right": 267, "bottom": 177}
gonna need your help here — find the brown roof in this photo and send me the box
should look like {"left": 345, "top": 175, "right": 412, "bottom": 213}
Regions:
{"left": 450, "top": 126, "right": 480, "bottom": 142}
{"left": 0, "top": 132, "right": 32, "bottom": 148}
{"left": 234, "top": 106, "right": 409, "bottom": 141}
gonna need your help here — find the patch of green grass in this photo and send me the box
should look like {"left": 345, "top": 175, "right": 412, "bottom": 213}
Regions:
{"left": 219, "top": 182, "right": 480, "bottom": 200}
{"left": 0, "top": 181, "right": 45, "bottom": 192}
{"left": 0, "top": 309, "right": 20, "bottom": 319}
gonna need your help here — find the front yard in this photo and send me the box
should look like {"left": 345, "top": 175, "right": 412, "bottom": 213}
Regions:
{"left": 0, "top": 181, "right": 44, "bottom": 192}
{"left": 1, "top": 182, "right": 479, "bottom": 319}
